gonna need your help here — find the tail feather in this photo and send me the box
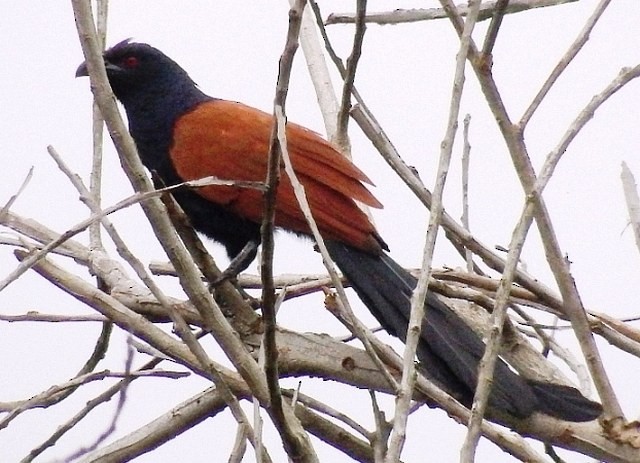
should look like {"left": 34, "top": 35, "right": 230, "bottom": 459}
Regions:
{"left": 527, "top": 381, "right": 604, "bottom": 422}
{"left": 325, "top": 240, "right": 602, "bottom": 422}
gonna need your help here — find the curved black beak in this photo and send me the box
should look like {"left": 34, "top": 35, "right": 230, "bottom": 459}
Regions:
{"left": 75, "top": 59, "right": 122, "bottom": 78}
{"left": 75, "top": 62, "right": 89, "bottom": 78}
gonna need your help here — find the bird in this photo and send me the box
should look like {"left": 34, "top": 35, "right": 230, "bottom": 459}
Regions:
{"left": 76, "top": 39, "right": 602, "bottom": 422}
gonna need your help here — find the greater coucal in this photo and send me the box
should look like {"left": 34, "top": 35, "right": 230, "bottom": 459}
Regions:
{"left": 76, "top": 40, "right": 602, "bottom": 422}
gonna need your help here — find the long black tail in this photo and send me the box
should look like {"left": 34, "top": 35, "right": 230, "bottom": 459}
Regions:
{"left": 325, "top": 241, "right": 602, "bottom": 422}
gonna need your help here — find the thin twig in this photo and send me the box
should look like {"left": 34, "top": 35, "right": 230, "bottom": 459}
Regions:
{"left": 0, "top": 174, "right": 263, "bottom": 293}
{"left": 335, "top": 0, "right": 367, "bottom": 147}
{"left": 461, "top": 114, "right": 473, "bottom": 272}
{"left": 2, "top": 364, "right": 185, "bottom": 430}
{"left": 21, "top": 358, "right": 165, "bottom": 462}
{"left": 621, "top": 162, "right": 640, "bottom": 255}
{"left": 282, "top": 389, "right": 370, "bottom": 438}
{"left": 229, "top": 424, "right": 249, "bottom": 463}
{"left": 277, "top": 105, "right": 399, "bottom": 395}
{"left": 88, "top": 0, "right": 109, "bottom": 250}
{"left": 56, "top": 341, "right": 136, "bottom": 462}
{"left": 386, "top": 0, "right": 480, "bottom": 460}
{"left": 370, "top": 390, "right": 390, "bottom": 462}
{"left": 519, "top": 0, "right": 613, "bottom": 128}
{"left": 259, "top": 4, "right": 320, "bottom": 462}
{"left": 481, "top": 0, "right": 509, "bottom": 56}
{"left": 0, "top": 167, "right": 33, "bottom": 220}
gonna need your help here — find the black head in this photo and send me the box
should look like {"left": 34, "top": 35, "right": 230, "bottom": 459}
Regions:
{"left": 76, "top": 40, "right": 210, "bottom": 173}
{"left": 75, "top": 39, "right": 199, "bottom": 107}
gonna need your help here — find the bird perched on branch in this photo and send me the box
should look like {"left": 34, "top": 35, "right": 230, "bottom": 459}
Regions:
{"left": 76, "top": 39, "right": 602, "bottom": 422}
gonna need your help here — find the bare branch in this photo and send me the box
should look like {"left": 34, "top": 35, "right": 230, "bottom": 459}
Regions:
{"left": 387, "top": 0, "right": 474, "bottom": 437}
{"left": 326, "top": 0, "right": 580, "bottom": 25}
{"left": 88, "top": 0, "right": 109, "bottom": 251}
{"left": 260, "top": 3, "right": 321, "bottom": 460}
{"left": 439, "top": 0, "right": 623, "bottom": 420}
{"left": 519, "top": 0, "right": 613, "bottom": 128}
{"left": 0, "top": 167, "right": 33, "bottom": 219}
{"left": 335, "top": 0, "right": 366, "bottom": 147}
{"left": 481, "top": 0, "right": 509, "bottom": 56}
{"left": 621, "top": 162, "right": 640, "bottom": 255}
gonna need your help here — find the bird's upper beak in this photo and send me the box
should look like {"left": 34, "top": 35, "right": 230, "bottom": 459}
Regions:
{"left": 75, "top": 61, "right": 89, "bottom": 78}
{"left": 75, "top": 59, "right": 122, "bottom": 78}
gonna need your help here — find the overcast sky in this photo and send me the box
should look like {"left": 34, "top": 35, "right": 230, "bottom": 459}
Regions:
{"left": 1, "top": 1, "right": 639, "bottom": 462}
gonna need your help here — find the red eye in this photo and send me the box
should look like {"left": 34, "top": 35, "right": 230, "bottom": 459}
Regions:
{"left": 122, "top": 56, "right": 139, "bottom": 68}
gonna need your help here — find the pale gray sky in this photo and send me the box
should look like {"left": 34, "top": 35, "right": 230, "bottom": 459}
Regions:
{"left": 1, "top": 1, "right": 639, "bottom": 462}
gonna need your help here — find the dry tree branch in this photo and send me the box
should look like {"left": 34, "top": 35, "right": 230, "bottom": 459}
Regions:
{"left": 56, "top": 342, "right": 136, "bottom": 463}
{"left": 81, "top": 387, "right": 374, "bottom": 463}
{"left": 370, "top": 391, "right": 391, "bottom": 462}
{"left": 282, "top": 389, "right": 370, "bottom": 439}
{"left": 63, "top": 57, "right": 266, "bottom": 463}
{"left": 307, "top": 0, "right": 380, "bottom": 157}
{"left": 88, "top": 0, "right": 108, "bottom": 251}
{"left": 481, "top": 0, "right": 509, "bottom": 56}
{"left": 621, "top": 162, "right": 640, "bottom": 255}
{"left": 0, "top": 312, "right": 106, "bottom": 322}
{"left": 0, "top": 174, "right": 262, "bottom": 293}
{"left": 539, "top": 64, "right": 640, "bottom": 188}
{"left": 229, "top": 423, "right": 250, "bottom": 463}
{"left": 439, "top": 0, "right": 623, "bottom": 420}
{"left": 325, "top": 0, "right": 579, "bottom": 25}
{"left": 461, "top": 115, "right": 473, "bottom": 272}
{"left": 519, "top": 0, "right": 613, "bottom": 128}
{"left": 260, "top": 2, "right": 320, "bottom": 461}
{"left": 22, "top": 358, "right": 165, "bottom": 462}
{"left": 335, "top": 0, "right": 366, "bottom": 147}
{"left": 0, "top": 167, "right": 33, "bottom": 219}
{"left": 387, "top": 0, "right": 481, "bottom": 460}
{"left": 10, "top": 241, "right": 636, "bottom": 460}
{"left": 77, "top": 386, "right": 248, "bottom": 463}
{"left": 276, "top": 106, "right": 399, "bottom": 394}
{"left": 295, "top": 1, "right": 340, "bottom": 140}
{"left": 71, "top": 0, "right": 272, "bottom": 408}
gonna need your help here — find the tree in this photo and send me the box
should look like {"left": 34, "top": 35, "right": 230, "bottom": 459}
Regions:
{"left": 2, "top": 1, "right": 640, "bottom": 461}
